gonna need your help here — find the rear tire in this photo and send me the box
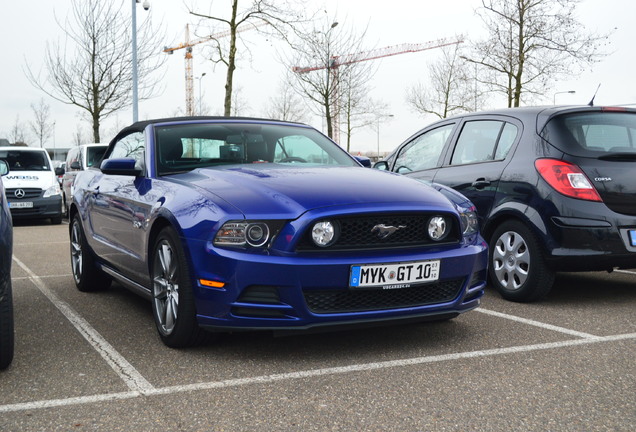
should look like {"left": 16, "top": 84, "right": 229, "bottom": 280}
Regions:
{"left": 70, "top": 215, "right": 111, "bottom": 292}
{"left": 151, "top": 227, "right": 207, "bottom": 348}
{"left": 0, "top": 276, "right": 14, "bottom": 370}
{"left": 489, "top": 220, "right": 554, "bottom": 302}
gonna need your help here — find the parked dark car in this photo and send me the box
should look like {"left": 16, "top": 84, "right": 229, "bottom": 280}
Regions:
{"left": 68, "top": 117, "right": 488, "bottom": 347}
{"left": 0, "top": 160, "right": 14, "bottom": 370}
{"left": 375, "top": 106, "right": 636, "bottom": 302}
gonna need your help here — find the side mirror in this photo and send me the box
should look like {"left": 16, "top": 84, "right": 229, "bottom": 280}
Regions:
{"left": 70, "top": 161, "right": 81, "bottom": 170}
{"left": 100, "top": 158, "right": 142, "bottom": 177}
{"left": 373, "top": 161, "right": 389, "bottom": 171}
{"left": 0, "top": 160, "right": 8, "bottom": 176}
{"left": 354, "top": 156, "right": 371, "bottom": 167}
{"left": 54, "top": 167, "right": 65, "bottom": 176}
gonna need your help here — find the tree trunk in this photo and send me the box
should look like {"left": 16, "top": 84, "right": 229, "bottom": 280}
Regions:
{"left": 223, "top": 0, "right": 239, "bottom": 117}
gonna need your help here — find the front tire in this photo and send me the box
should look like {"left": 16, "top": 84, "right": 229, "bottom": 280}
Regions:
{"left": 70, "top": 215, "right": 111, "bottom": 292}
{"left": 489, "top": 220, "right": 554, "bottom": 302}
{"left": 151, "top": 227, "right": 206, "bottom": 348}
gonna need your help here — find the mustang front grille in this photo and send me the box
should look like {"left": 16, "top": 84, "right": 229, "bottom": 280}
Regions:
{"left": 296, "top": 213, "right": 461, "bottom": 251}
{"left": 303, "top": 278, "right": 464, "bottom": 314}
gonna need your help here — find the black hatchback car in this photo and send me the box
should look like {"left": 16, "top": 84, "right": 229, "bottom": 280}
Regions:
{"left": 375, "top": 106, "right": 636, "bottom": 302}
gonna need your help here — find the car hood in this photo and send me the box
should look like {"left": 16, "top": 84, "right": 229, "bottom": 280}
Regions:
{"left": 171, "top": 165, "right": 455, "bottom": 218}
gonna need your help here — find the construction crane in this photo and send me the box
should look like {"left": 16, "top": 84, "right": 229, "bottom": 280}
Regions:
{"left": 292, "top": 36, "right": 464, "bottom": 143}
{"left": 163, "top": 23, "right": 264, "bottom": 116}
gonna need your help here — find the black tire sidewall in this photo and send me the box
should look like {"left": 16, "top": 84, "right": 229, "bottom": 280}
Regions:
{"left": 0, "top": 275, "right": 14, "bottom": 370}
{"left": 488, "top": 220, "right": 554, "bottom": 302}
{"left": 151, "top": 228, "right": 202, "bottom": 348}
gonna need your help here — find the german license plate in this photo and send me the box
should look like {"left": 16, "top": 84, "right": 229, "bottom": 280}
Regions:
{"left": 8, "top": 201, "right": 33, "bottom": 209}
{"left": 629, "top": 230, "right": 636, "bottom": 247}
{"left": 350, "top": 260, "right": 440, "bottom": 289}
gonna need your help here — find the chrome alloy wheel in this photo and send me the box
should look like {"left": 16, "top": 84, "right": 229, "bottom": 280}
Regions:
{"left": 492, "top": 230, "right": 530, "bottom": 291}
{"left": 152, "top": 240, "right": 179, "bottom": 335}
{"left": 70, "top": 220, "right": 83, "bottom": 284}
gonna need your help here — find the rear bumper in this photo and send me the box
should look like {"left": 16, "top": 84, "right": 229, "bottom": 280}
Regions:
{"left": 545, "top": 214, "right": 636, "bottom": 271}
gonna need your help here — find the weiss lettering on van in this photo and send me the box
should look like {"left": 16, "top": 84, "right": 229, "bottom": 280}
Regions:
{"left": 6, "top": 175, "right": 39, "bottom": 181}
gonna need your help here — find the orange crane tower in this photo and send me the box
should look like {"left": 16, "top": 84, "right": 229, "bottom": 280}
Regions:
{"left": 163, "top": 23, "right": 263, "bottom": 116}
{"left": 293, "top": 36, "right": 464, "bottom": 143}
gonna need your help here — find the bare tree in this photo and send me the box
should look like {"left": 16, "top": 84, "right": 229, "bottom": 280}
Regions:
{"left": 72, "top": 125, "right": 86, "bottom": 146}
{"left": 340, "top": 76, "right": 388, "bottom": 152}
{"left": 9, "top": 116, "right": 30, "bottom": 146}
{"left": 264, "top": 81, "right": 308, "bottom": 123}
{"left": 188, "top": 0, "right": 309, "bottom": 117}
{"left": 29, "top": 99, "right": 55, "bottom": 148}
{"left": 26, "top": 0, "right": 165, "bottom": 142}
{"left": 231, "top": 86, "right": 250, "bottom": 117}
{"left": 407, "top": 43, "right": 484, "bottom": 119}
{"left": 287, "top": 17, "right": 377, "bottom": 144}
{"left": 465, "top": 0, "right": 609, "bottom": 107}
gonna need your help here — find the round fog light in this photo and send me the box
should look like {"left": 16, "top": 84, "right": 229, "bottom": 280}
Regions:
{"left": 428, "top": 216, "right": 448, "bottom": 241}
{"left": 311, "top": 221, "right": 337, "bottom": 247}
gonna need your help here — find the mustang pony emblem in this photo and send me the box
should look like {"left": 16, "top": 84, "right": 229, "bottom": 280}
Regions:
{"left": 371, "top": 224, "right": 407, "bottom": 239}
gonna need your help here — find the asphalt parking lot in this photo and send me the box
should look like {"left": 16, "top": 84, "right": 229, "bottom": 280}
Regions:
{"left": 1, "top": 221, "right": 634, "bottom": 431}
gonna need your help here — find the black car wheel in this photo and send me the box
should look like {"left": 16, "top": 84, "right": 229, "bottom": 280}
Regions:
{"left": 0, "top": 275, "right": 14, "bottom": 370}
{"left": 70, "top": 215, "right": 111, "bottom": 292}
{"left": 489, "top": 220, "right": 554, "bottom": 302}
{"left": 151, "top": 227, "right": 206, "bottom": 348}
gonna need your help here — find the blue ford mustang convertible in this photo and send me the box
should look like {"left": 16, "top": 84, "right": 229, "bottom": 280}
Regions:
{"left": 69, "top": 118, "right": 488, "bottom": 347}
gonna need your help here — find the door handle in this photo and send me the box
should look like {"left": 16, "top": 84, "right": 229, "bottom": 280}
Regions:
{"left": 471, "top": 178, "right": 491, "bottom": 189}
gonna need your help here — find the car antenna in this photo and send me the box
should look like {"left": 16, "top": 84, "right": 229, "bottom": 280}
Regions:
{"left": 587, "top": 83, "right": 601, "bottom": 106}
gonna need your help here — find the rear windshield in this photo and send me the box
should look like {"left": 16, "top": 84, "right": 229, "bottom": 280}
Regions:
{"left": 0, "top": 150, "right": 51, "bottom": 171}
{"left": 542, "top": 112, "right": 636, "bottom": 157}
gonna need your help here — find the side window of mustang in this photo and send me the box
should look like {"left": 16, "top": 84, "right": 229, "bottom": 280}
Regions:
{"left": 110, "top": 132, "right": 145, "bottom": 163}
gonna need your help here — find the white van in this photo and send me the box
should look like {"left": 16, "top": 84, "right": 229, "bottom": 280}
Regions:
{"left": 62, "top": 143, "right": 107, "bottom": 213}
{"left": 0, "top": 147, "right": 64, "bottom": 224}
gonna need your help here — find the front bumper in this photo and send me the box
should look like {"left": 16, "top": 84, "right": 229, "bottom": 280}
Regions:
{"left": 188, "top": 239, "right": 488, "bottom": 331}
{"left": 7, "top": 195, "right": 63, "bottom": 220}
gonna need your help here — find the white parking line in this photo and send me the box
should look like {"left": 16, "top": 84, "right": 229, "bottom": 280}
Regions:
{"left": 615, "top": 269, "right": 636, "bottom": 276}
{"left": 12, "top": 257, "right": 155, "bottom": 394}
{"left": 1, "top": 332, "right": 634, "bottom": 413}
{"left": 476, "top": 308, "right": 598, "bottom": 339}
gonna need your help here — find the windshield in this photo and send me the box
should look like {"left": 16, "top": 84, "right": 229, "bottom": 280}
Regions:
{"left": 0, "top": 149, "right": 51, "bottom": 171}
{"left": 154, "top": 122, "right": 357, "bottom": 175}
{"left": 542, "top": 111, "right": 636, "bottom": 157}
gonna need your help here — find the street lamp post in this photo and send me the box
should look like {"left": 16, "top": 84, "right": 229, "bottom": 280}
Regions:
{"left": 553, "top": 90, "right": 576, "bottom": 105}
{"left": 132, "top": 0, "right": 150, "bottom": 123}
{"left": 196, "top": 73, "right": 207, "bottom": 115}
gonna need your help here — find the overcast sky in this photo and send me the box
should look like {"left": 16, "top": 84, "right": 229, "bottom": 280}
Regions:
{"left": 1, "top": 0, "right": 634, "bottom": 156}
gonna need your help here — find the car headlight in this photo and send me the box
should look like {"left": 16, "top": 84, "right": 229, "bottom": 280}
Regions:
{"left": 214, "top": 221, "right": 278, "bottom": 248}
{"left": 43, "top": 183, "right": 61, "bottom": 198}
{"left": 311, "top": 220, "right": 339, "bottom": 247}
{"left": 459, "top": 209, "right": 479, "bottom": 236}
{"left": 427, "top": 215, "right": 449, "bottom": 241}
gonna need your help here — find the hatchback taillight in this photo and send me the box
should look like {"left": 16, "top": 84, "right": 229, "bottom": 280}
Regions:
{"left": 535, "top": 159, "right": 602, "bottom": 202}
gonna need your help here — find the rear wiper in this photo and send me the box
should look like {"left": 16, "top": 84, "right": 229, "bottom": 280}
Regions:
{"left": 598, "top": 153, "right": 636, "bottom": 161}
